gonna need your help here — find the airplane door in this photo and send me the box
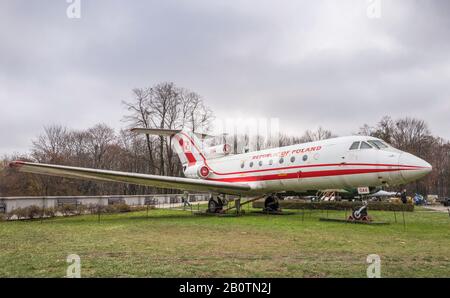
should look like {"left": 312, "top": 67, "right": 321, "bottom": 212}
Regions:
{"left": 345, "top": 149, "right": 358, "bottom": 164}
{"left": 297, "top": 170, "right": 303, "bottom": 190}
{"left": 342, "top": 145, "right": 360, "bottom": 187}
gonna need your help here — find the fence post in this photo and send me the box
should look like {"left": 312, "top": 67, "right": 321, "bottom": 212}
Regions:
{"left": 41, "top": 197, "right": 46, "bottom": 223}
{"left": 402, "top": 211, "right": 406, "bottom": 231}
{"left": 98, "top": 199, "right": 101, "bottom": 223}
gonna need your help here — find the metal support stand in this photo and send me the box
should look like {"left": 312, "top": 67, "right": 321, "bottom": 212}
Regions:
{"left": 235, "top": 198, "right": 241, "bottom": 215}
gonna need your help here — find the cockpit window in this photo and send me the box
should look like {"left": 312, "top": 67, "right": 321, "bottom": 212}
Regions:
{"left": 360, "top": 141, "right": 373, "bottom": 149}
{"left": 349, "top": 142, "right": 360, "bottom": 150}
{"left": 368, "top": 140, "right": 388, "bottom": 149}
{"left": 367, "top": 140, "right": 380, "bottom": 149}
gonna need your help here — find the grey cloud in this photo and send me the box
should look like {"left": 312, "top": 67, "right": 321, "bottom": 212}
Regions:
{"left": 1, "top": 0, "right": 449, "bottom": 155}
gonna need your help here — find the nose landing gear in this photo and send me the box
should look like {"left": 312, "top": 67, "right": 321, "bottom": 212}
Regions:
{"left": 347, "top": 202, "right": 372, "bottom": 222}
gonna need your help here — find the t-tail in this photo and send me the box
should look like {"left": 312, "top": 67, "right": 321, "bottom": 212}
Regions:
{"left": 131, "top": 127, "right": 207, "bottom": 167}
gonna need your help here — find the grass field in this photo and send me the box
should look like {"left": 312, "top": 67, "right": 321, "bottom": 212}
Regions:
{"left": 0, "top": 206, "right": 449, "bottom": 277}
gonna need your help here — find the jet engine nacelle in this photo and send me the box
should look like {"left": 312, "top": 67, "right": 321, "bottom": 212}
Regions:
{"left": 205, "top": 143, "right": 232, "bottom": 159}
{"left": 184, "top": 164, "right": 212, "bottom": 179}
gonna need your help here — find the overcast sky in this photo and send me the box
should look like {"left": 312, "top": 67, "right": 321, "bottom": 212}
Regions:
{"left": 1, "top": 0, "right": 449, "bottom": 155}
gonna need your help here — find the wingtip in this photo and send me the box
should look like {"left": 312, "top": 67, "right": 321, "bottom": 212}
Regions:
{"left": 9, "top": 160, "right": 26, "bottom": 169}
{"left": 130, "top": 128, "right": 142, "bottom": 133}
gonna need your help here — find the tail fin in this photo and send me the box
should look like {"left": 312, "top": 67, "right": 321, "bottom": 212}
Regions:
{"left": 131, "top": 128, "right": 206, "bottom": 166}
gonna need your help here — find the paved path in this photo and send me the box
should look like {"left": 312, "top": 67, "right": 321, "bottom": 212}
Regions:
{"left": 153, "top": 200, "right": 209, "bottom": 210}
{"left": 422, "top": 205, "right": 450, "bottom": 213}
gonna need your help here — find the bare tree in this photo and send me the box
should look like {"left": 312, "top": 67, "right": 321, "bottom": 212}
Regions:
{"left": 85, "top": 124, "right": 116, "bottom": 168}
{"left": 122, "top": 88, "right": 156, "bottom": 174}
{"left": 32, "top": 125, "right": 70, "bottom": 163}
{"left": 300, "top": 127, "right": 335, "bottom": 143}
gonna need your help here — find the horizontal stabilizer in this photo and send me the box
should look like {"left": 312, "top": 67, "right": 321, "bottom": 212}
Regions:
{"left": 130, "top": 128, "right": 181, "bottom": 136}
{"left": 131, "top": 128, "right": 214, "bottom": 139}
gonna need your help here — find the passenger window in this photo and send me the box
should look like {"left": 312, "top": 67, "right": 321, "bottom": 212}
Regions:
{"left": 240, "top": 162, "right": 245, "bottom": 169}
{"left": 290, "top": 156, "right": 295, "bottom": 163}
{"left": 279, "top": 158, "right": 284, "bottom": 164}
{"left": 360, "top": 141, "right": 372, "bottom": 149}
{"left": 349, "top": 142, "right": 360, "bottom": 150}
{"left": 258, "top": 160, "right": 263, "bottom": 167}
{"left": 249, "top": 161, "right": 254, "bottom": 168}
{"left": 303, "top": 155, "right": 308, "bottom": 161}
{"left": 269, "top": 159, "right": 273, "bottom": 166}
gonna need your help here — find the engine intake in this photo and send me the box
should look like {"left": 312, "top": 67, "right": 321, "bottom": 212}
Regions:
{"left": 184, "top": 164, "right": 211, "bottom": 179}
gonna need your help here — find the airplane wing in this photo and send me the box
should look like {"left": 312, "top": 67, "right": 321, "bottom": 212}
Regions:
{"left": 8, "top": 161, "right": 252, "bottom": 195}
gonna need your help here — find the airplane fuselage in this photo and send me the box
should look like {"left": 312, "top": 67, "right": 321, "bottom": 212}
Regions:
{"left": 183, "top": 135, "right": 432, "bottom": 195}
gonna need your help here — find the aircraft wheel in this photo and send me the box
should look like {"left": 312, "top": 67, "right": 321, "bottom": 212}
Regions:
{"left": 208, "top": 197, "right": 223, "bottom": 213}
{"left": 352, "top": 210, "right": 362, "bottom": 220}
{"left": 264, "top": 196, "right": 279, "bottom": 212}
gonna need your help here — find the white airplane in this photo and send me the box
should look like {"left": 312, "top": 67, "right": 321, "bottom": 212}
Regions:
{"left": 9, "top": 128, "right": 432, "bottom": 213}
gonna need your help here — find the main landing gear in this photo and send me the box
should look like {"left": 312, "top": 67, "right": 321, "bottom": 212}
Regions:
{"left": 207, "top": 196, "right": 224, "bottom": 213}
{"left": 206, "top": 194, "right": 282, "bottom": 214}
{"left": 263, "top": 195, "right": 280, "bottom": 213}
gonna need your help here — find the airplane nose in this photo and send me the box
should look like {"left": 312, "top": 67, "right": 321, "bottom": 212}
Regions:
{"left": 399, "top": 153, "right": 432, "bottom": 183}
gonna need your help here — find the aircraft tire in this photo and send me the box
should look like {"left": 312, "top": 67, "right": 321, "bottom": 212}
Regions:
{"left": 208, "top": 197, "right": 223, "bottom": 213}
{"left": 264, "top": 196, "right": 280, "bottom": 212}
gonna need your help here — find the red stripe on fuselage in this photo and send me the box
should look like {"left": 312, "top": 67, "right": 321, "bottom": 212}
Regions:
{"left": 206, "top": 168, "right": 411, "bottom": 183}
{"left": 206, "top": 163, "right": 427, "bottom": 176}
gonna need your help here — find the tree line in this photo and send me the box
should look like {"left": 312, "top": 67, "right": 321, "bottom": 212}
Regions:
{"left": 1, "top": 82, "right": 449, "bottom": 197}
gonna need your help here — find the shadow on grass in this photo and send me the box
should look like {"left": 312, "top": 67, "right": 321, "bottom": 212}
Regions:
{"left": 21, "top": 208, "right": 295, "bottom": 225}
{"left": 4, "top": 208, "right": 410, "bottom": 227}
